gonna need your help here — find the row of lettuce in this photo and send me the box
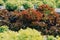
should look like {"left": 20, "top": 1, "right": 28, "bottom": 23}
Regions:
{"left": 0, "top": 0, "right": 60, "bottom": 11}
{"left": 0, "top": 25, "right": 60, "bottom": 40}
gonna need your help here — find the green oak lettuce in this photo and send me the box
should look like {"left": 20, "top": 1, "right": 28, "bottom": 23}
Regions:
{"left": 5, "top": 1, "right": 18, "bottom": 11}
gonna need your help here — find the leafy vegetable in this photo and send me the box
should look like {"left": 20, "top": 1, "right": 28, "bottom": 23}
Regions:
{"left": 6, "top": 2, "right": 18, "bottom": 11}
{"left": 0, "top": 25, "right": 9, "bottom": 33}
{"left": 0, "top": 0, "right": 4, "bottom": 6}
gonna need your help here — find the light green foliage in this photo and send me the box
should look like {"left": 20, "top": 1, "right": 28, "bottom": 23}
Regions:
{"left": 2, "top": 0, "right": 7, "bottom": 3}
{"left": 56, "top": 36, "right": 60, "bottom": 40}
{"left": 23, "top": 2, "right": 33, "bottom": 9}
{"left": 0, "top": 28, "right": 44, "bottom": 40}
{"left": 5, "top": 1, "right": 18, "bottom": 11}
{"left": 0, "top": 31, "right": 18, "bottom": 40}
{"left": 0, "top": 0, "right": 4, "bottom": 6}
{"left": 47, "top": 35, "right": 56, "bottom": 40}
{"left": 1, "top": 0, "right": 60, "bottom": 9}
{"left": 43, "top": 0, "right": 56, "bottom": 8}
{"left": 18, "top": 28, "right": 44, "bottom": 40}
{"left": 56, "top": 1, "right": 60, "bottom": 8}
{"left": 0, "top": 25, "right": 9, "bottom": 33}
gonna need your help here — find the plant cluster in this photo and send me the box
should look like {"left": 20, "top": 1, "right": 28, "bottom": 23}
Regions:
{"left": 0, "top": 0, "right": 60, "bottom": 11}
{"left": 0, "top": 25, "right": 60, "bottom": 40}
{"left": 0, "top": 25, "right": 8, "bottom": 32}
{"left": 0, "top": 28, "right": 44, "bottom": 40}
{"left": 0, "top": 4, "right": 60, "bottom": 36}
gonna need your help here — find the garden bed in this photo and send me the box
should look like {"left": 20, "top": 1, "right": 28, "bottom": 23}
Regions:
{"left": 0, "top": 0, "right": 60, "bottom": 40}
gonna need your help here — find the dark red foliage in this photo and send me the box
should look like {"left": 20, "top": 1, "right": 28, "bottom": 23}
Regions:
{"left": 21, "top": 9, "right": 43, "bottom": 21}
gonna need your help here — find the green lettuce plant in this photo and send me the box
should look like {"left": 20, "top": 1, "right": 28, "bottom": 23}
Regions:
{"left": 3, "top": 0, "right": 7, "bottom": 3}
{"left": 0, "top": 0, "right": 4, "bottom": 6}
{"left": 0, "top": 31, "right": 18, "bottom": 40}
{"left": 56, "top": 36, "right": 60, "bottom": 40}
{"left": 47, "top": 35, "right": 56, "bottom": 40}
{"left": 0, "top": 28, "right": 44, "bottom": 40}
{"left": 0, "top": 25, "right": 9, "bottom": 33}
{"left": 43, "top": 0, "right": 56, "bottom": 8}
{"left": 56, "top": 1, "right": 60, "bottom": 8}
{"left": 6, "top": 2, "right": 18, "bottom": 11}
{"left": 18, "top": 28, "right": 44, "bottom": 40}
{"left": 23, "top": 3, "right": 30, "bottom": 9}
